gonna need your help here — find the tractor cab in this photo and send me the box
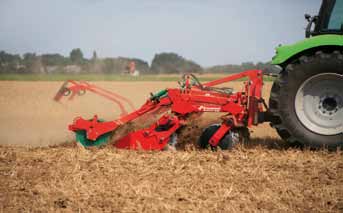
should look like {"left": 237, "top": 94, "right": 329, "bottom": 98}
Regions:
{"left": 306, "top": 0, "right": 343, "bottom": 37}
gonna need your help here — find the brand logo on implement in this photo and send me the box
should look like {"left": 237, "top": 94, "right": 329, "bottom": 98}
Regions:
{"left": 198, "top": 106, "right": 221, "bottom": 112}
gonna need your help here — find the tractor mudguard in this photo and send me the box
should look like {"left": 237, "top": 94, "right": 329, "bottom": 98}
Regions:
{"left": 272, "top": 34, "right": 343, "bottom": 65}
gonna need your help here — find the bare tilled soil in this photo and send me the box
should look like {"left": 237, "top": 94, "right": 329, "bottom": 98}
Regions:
{"left": 0, "top": 81, "right": 342, "bottom": 212}
{"left": 0, "top": 145, "right": 342, "bottom": 212}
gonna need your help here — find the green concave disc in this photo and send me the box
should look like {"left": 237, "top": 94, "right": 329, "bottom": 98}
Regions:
{"left": 75, "top": 130, "right": 112, "bottom": 147}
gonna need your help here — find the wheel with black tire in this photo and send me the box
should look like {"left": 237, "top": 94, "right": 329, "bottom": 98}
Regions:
{"left": 198, "top": 124, "right": 249, "bottom": 150}
{"left": 269, "top": 51, "right": 343, "bottom": 149}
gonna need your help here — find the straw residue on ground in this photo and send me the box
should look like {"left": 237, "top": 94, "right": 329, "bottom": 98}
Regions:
{"left": 1, "top": 145, "right": 342, "bottom": 212}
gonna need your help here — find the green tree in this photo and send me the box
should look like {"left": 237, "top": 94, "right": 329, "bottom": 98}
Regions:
{"left": 92, "top": 50, "right": 97, "bottom": 61}
{"left": 41, "top": 54, "right": 69, "bottom": 66}
{"left": 0, "top": 51, "right": 22, "bottom": 73}
{"left": 22, "top": 53, "right": 37, "bottom": 73}
{"left": 70, "top": 48, "right": 84, "bottom": 64}
{"left": 241, "top": 62, "right": 255, "bottom": 70}
{"left": 151, "top": 52, "right": 203, "bottom": 74}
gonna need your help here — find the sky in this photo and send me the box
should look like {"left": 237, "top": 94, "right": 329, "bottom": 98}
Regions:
{"left": 0, "top": 0, "right": 321, "bottom": 66}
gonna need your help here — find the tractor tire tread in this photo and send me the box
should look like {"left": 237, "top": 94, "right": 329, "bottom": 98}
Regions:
{"left": 269, "top": 50, "right": 343, "bottom": 149}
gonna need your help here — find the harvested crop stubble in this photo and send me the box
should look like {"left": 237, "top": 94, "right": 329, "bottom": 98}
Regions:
{"left": 0, "top": 145, "right": 342, "bottom": 212}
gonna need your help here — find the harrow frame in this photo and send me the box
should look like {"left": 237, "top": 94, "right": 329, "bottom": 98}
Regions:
{"left": 56, "top": 70, "right": 268, "bottom": 150}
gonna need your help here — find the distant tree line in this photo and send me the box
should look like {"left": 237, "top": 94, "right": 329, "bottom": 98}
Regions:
{"left": 204, "top": 61, "right": 278, "bottom": 74}
{"left": 0, "top": 49, "right": 278, "bottom": 74}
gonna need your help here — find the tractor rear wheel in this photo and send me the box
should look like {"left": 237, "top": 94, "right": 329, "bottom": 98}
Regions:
{"left": 269, "top": 51, "right": 343, "bottom": 149}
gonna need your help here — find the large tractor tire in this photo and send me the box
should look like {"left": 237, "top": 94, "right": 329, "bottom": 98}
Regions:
{"left": 269, "top": 50, "right": 343, "bottom": 149}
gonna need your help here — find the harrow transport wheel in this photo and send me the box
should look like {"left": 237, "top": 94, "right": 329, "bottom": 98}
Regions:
{"left": 269, "top": 51, "right": 343, "bottom": 149}
{"left": 162, "top": 133, "right": 178, "bottom": 151}
{"left": 198, "top": 124, "right": 249, "bottom": 150}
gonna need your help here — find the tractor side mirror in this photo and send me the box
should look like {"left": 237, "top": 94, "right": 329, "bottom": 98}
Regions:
{"left": 304, "top": 14, "right": 317, "bottom": 38}
{"left": 305, "top": 14, "right": 311, "bottom": 22}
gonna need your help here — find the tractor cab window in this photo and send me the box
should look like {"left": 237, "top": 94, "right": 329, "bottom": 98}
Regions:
{"left": 327, "top": 0, "right": 343, "bottom": 30}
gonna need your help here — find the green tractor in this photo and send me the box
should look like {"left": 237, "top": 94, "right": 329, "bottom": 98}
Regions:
{"left": 270, "top": 0, "right": 343, "bottom": 149}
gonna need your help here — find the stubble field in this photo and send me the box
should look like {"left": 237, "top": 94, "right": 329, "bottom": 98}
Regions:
{"left": 0, "top": 81, "right": 342, "bottom": 212}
